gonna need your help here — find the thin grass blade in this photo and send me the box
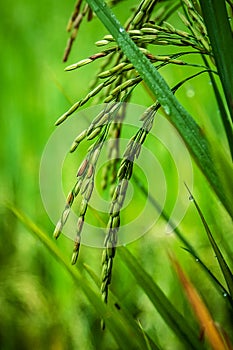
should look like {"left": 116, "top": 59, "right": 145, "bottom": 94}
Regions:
{"left": 133, "top": 174, "right": 232, "bottom": 304}
{"left": 83, "top": 263, "right": 160, "bottom": 350}
{"left": 185, "top": 187, "right": 233, "bottom": 301}
{"left": 201, "top": 55, "right": 233, "bottom": 159}
{"left": 118, "top": 247, "right": 205, "bottom": 350}
{"left": 7, "top": 205, "right": 152, "bottom": 350}
{"left": 200, "top": 0, "right": 233, "bottom": 122}
{"left": 171, "top": 255, "right": 231, "bottom": 350}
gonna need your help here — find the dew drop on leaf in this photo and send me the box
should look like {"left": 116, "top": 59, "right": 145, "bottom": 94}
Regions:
{"left": 186, "top": 88, "right": 195, "bottom": 98}
{"left": 189, "top": 195, "right": 194, "bottom": 201}
{"left": 163, "top": 105, "right": 170, "bottom": 115}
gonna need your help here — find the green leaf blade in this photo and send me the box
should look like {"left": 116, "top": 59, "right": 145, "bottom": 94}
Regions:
{"left": 200, "top": 0, "right": 233, "bottom": 122}
{"left": 118, "top": 247, "right": 205, "bottom": 350}
{"left": 7, "top": 205, "right": 152, "bottom": 350}
{"left": 188, "top": 194, "right": 233, "bottom": 302}
{"left": 86, "top": 0, "right": 233, "bottom": 218}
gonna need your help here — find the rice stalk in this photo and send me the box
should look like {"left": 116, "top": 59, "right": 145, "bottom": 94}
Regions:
{"left": 53, "top": 1, "right": 233, "bottom": 338}
{"left": 54, "top": 103, "right": 121, "bottom": 263}
{"left": 63, "top": 0, "right": 93, "bottom": 62}
{"left": 101, "top": 103, "right": 157, "bottom": 307}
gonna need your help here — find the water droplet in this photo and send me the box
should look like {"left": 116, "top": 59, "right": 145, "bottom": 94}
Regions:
{"left": 195, "top": 258, "right": 199, "bottom": 262}
{"left": 119, "top": 27, "right": 125, "bottom": 33}
{"left": 223, "top": 292, "right": 227, "bottom": 297}
{"left": 186, "top": 88, "right": 195, "bottom": 98}
{"left": 163, "top": 105, "right": 170, "bottom": 115}
{"left": 189, "top": 195, "right": 194, "bottom": 201}
{"left": 165, "top": 223, "right": 174, "bottom": 234}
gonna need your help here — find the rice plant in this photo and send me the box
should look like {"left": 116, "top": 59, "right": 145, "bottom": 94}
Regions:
{"left": 3, "top": 0, "right": 233, "bottom": 349}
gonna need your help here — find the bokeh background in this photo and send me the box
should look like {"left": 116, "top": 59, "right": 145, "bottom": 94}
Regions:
{"left": 1, "top": 1, "right": 232, "bottom": 349}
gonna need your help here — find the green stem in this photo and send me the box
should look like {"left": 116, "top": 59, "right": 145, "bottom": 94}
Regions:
{"left": 86, "top": 0, "right": 232, "bottom": 218}
{"left": 202, "top": 55, "right": 233, "bottom": 159}
{"left": 200, "top": 0, "right": 233, "bottom": 122}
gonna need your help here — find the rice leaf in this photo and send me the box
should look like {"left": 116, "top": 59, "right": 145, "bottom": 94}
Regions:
{"left": 86, "top": 0, "right": 233, "bottom": 219}
{"left": 83, "top": 263, "right": 160, "bottom": 350}
{"left": 171, "top": 255, "right": 232, "bottom": 350}
{"left": 7, "top": 205, "right": 152, "bottom": 350}
{"left": 201, "top": 55, "right": 233, "bottom": 159}
{"left": 118, "top": 247, "right": 205, "bottom": 350}
{"left": 137, "top": 320, "right": 157, "bottom": 350}
{"left": 185, "top": 186, "right": 233, "bottom": 301}
{"left": 199, "top": 0, "right": 233, "bottom": 123}
{"left": 133, "top": 174, "right": 231, "bottom": 302}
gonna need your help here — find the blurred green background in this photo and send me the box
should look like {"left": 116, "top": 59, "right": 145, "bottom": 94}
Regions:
{"left": 0, "top": 1, "right": 232, "bottom": 349}
{"left": 0, "top": 1, "right": 105, "bottom": 349}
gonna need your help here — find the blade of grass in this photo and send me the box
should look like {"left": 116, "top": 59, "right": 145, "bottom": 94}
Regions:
{"left": 208, "top": 136, "right": 233, "bottom": 221}
{"left": 137, "top": 320, "right": 154, "bottom": 350}
{"left": 199, "top": 0, "right": 233, "bottom": 122}
{"left": 171, "top": 255, "right": 231, "bottom": 350}
{"left": 118, "top": 247, "right": 205, "bottom": 350}
{"left": 133, "top": 174, "right": 233, "bottom": 306}
{"left": 86, "top": 0, "right": 232, "bottom": 218}
{"left": 201, "top": 55, "right": 233, "bottom": 159}
{"left": 83, "top": 263, "right": 161, "bottom": 350}
{"left": 7, "top": 204, "right": 150, "bottom": 350}
{"left": 185, "top": 186, "right": 233, "bottom": 301}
